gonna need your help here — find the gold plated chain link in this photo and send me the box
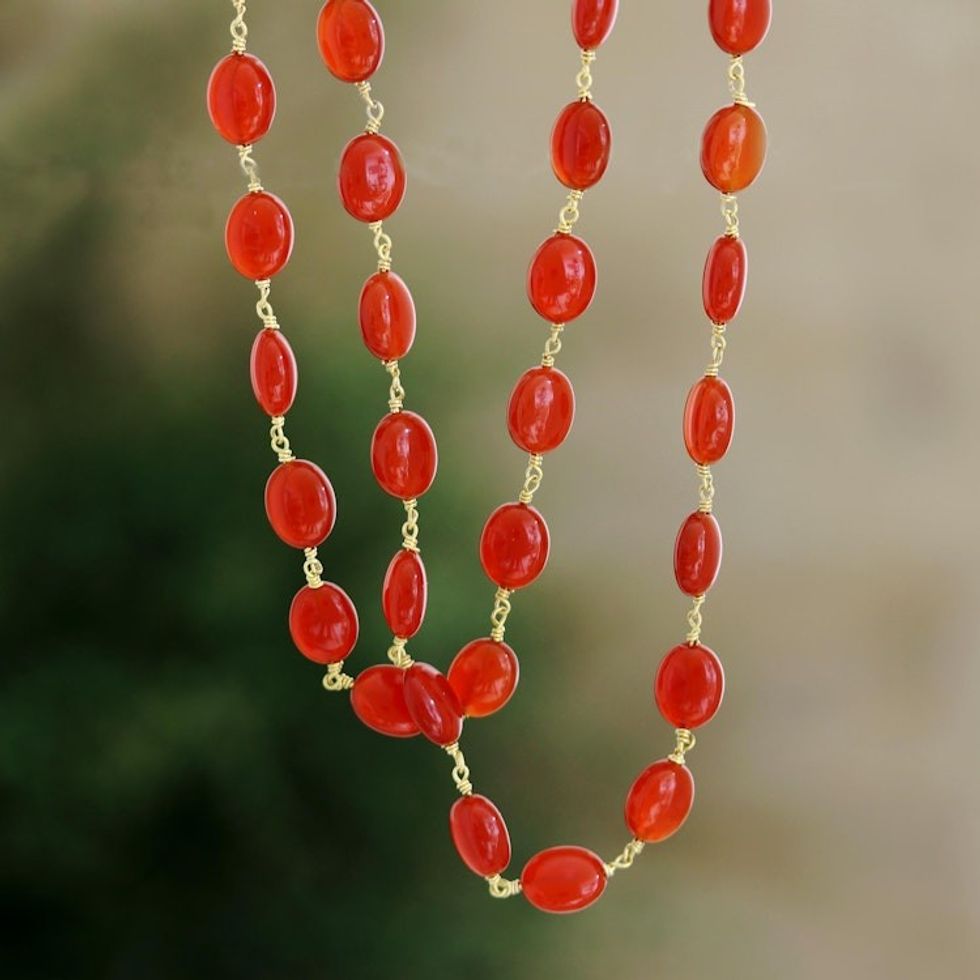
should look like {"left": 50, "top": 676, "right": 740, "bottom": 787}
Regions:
{"left": 444, "top": 742, "right": 473, "bottom": 796}
{"left": 230, "top": 0, "right": 248, "bottom": 54}
{"left": 323, "top": 663, "right": 355, "bottom": 692}
{"left": 685, "top": 593, "right": 706, "bottom": 644}
{"left": 668, "top": 728, "right": 697, "bottom": 765}
{"left": 487, "top": 874, "right": 523, "bottom": 899}
{"left": 269, "top": 416, "right": 294, "bottom": 463}
{"left": 489, "top": 588, "right": 513, "bottom": 642}
{"left": 604, "top": 839, "right": 645, "bottom": 877}
{"left": 557, "top": 189, "right": 585, "bottom": 234}
{"left": 728, "top": 56, "right": 754, "bottom": 107}
{"left": 354, "top": 81, "right": 385, "bottom": 134}
{"left": 576, "top": 49, "right": 596, "bottom": 101}
{"left": 541, "top": 324, "right": 564, "bottom": 367}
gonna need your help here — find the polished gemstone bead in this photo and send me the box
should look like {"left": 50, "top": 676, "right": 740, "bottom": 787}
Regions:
{"left": 521, "top": 846, "right": 607, "bottom": 914}
{"left": 450, "top": 795, "right": 512, "bottom": 877}
{"left": 265, "top": 460, "right": 336, "bottom": 549}
{"left": 447, "top": 639, "right": 519, "bottom": 718}
{"left": 358, "top": 271, "right": 416, "bottom": 360}
{"left": 338, "top": 133, "right": 406, "bottom": 222}
{"left": 551, "top": 100, "right": 612, "bottom": 191}
{"left": 479, "top": 503, "right": 550, "bottom": 590}
{"left": 527, "top": 234, "right": 597, "bottom": 324}
{"left": 572, "top": 0, "right": 620, "bottom": 50}
{"left": 625, "top": 760, "right": 695, "bottom": 843}
{"left": 655, "top": 643, "right": 725, "bottom": 729}
{"left": 700, "top": 104, "right": 767, "bottom": 193}
{"left": 316, "top": 0, "right": 385, "bottom": 82}
{"left": 703, "top": 235, "right": 748, "bottom": 324}
{"left": 225, "top": 191, "right": 294, "bottom": 280}
{"left": 403, "top": 663, "right": 463, "bottom": 746}
{"left": 709, "top": 0, "right": 772, "bottom": 55}
{"left": 507, "top": 367, "right": 575, "bottom": 455}
{"left": 684, "top": 376, "right": 734, "bottom": 465}
{"left": 382, "top": 548, "right": 426, "bottom": 639}
{"left": 351, "top": 664, "right": 419, "bottom": 737}
{"left": 250, "top": 329, "right": 297, "bottom": 417}
{"left": 207, "top": 53, "right": 276, "bottom": 145}
{"left": 674, "top": 511, "right": 723, "bottom": 596}
{"left": 370, "top": 411, "right": 438, "bottom": 500}
{"left": 288, "top": 583, "right": 359, "bottom": 664}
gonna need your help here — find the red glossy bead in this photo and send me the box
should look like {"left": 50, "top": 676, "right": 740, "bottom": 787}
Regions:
{"left": 225, "top": 191, "right": 294, "bottom": 280}
{"left": 709, "top": 0, "right": 772, "bottom": 55}
{"left": 527, "top": 234, "right": 597, "bottom": 324}
{"left": 450, "top": 795, "right": 511, "bottom": 877}
{"left": 207, "top": 53, "right": 276, "bottom": 145}
{"left": 338, "top": 133, "right": 406, "bottom": 223}
{"left": 288, "top": 583, "right": 359, "bottom": 664}
{"left": 507, "top": 367, "right": 575, "bottom": 455}
{"left": 250, "top": 329, "right": 297, "bottom": 417}
{"left": 264, "top": 460, "right": 336, "bottom": 549}
{"left": 316, "top": 0, "right": 384, "bottom": 82}
{"left": 674, "top": 511, "right": 723, "bottom": 596}
{"left": 684, "top": 376, "right": 734, "bottom": 465}
{"left": 479, "top": 503, "right": 550, "bottom": 590}
{"left": 370, "top": 411, "right": 438, "bottom": 500}
{"left": 700, "top": 104, "right": 767, "bottom": 193}
{"left": 382, "top": 548, "right": 427, "bottom": 639}
{"left": 703, "top": 235, "right": 748, "bottom": 324}
{"left": 572, "top": 0, "right": 620, "bottom": 50}
{"left": 447, "top": 639, "right": 519, "bottom": 718}
{"left": 403, "top": 663, "right": 463, "bottom": 746}
{"left": 521, "top": 846, "right": 607, "bottom": 914}
{"left": 358, "top": 271, "right": 416, "bottom": 360}
{"left": 625, "top": 760, "right": 695, "bottom": 843}
{"left": 551, "top": 100, "right": 612, "bottom": 191}
{"left": 655, "top": 643, "right": 725, "bottom": 729}
{"left": 351, "top": 665, "right": 419, "bottom": 738}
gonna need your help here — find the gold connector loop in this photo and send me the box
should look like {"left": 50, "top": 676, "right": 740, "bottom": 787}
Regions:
{"left": 668, "top": 728, "right": 697, "bottom": 765}
{"left": 728, "top": 56, "right": 755, "bottom": 107}
{"left": 704, "top": 323, "right": 727, "bottom": 377}
{"left": 387, "top": 636, "right": 413, "bottom": 669}
{"left": 697, "top": 464, "right": 715, "bottom": 514}
{"left": 720, "top": 193, "right": 740, "bottom": 238}
{"left": 355, "top": 81, "right": 385, "bottom": 134}
{"left": 444, "top": 742, "right": 473, "bottom": 796}
{"left": 238, "top": 144, "right": 263, "bottom": 193}
{"left": 384, "top": 360, "right": 406, "bottom": 413}
{"left": 518, "top": 454, "right": 545, "bottom": 505}
{"left": 400, "top": 498, "right": 420, "bottom": 552}
{"left": 487, "top": 874, "right": 522, "bottom": 899}
{"left": 557, "top": 189, "right": 585, "bottom": 234}
{"left": 269, "top": 416, "right": 294, "bottom": 463}
{"left": 685, "top": 594, "right": 706, "bottom": 644}
{"left": 576, "top": 49, "right": 597, "bottom": 101}
{"left": 230, "top": 0, "right": 248, "bottom": 54}
{"left": 604, "top": 839, "right": 645, "bottom": 877}
{"left": 303, "top": 548, "right": 324, "bottom": 589}
{"left": 540, "top": 324, "right": 564, "bottom": 367}
{"left": 489, "top": 588, "right": 513, "bottom": 643}
{"left": 323, "top": 663, "right": 355, "bottom": 692}
{"left": 368, "top": 220, "right": 393, "bottom": 273}
{"left": 254, "top": 279, "right": 279, "bottom": 330}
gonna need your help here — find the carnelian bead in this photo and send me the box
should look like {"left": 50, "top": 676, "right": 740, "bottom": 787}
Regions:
{"left": 351, "top": 664, "right": 419, "bottom": 737}
{"left": 521, "top": 846, "right": 607, "bottom": 915}
{"left": 225, "top": 191, "right": 294, "bottom": 280}
{"left": 381, "top": 548, "right": 426, "bottom": 639}
{"left": 674, "top": 511, "right": 723, "bottom": 596}
{"left": 403, "top": 663, "right": 463, "bottom": 746}
{"left": 358, "top": 271, "right": 416, "bottom": 360}
{"left": 338, "top": 133, "right": 406, "bottom": 223}
{"left": 264, "top": 460, "right": 336, "bottom": 549}
{"left": 551, "top": 100, "right": 612, "bottom": 191}
{"left": 709, "top": 0, "right": 772, "bottom": 56}
{"left": 655, "top": 643, "right": 725, "bottom": 729}
{"left": 700, "top": 104, "right": 767, "bottom": 193}
{"left": 703, "top": 235, "right": 748, "bottom": 324}
{"left": 316, "top": 0, "right": 384, "bottom": 83}
{"left": 447, "top": 639, "right": 519, "bottom": 718}
{"left": 684, "top": 376, "right": 734, "bottom": 465}
{"left": 507, "top": 367, "right": 575, "bottom": 455}
{"left": 572, "top": 0, "right": 620, "bottom": 50}
{"left": 450, "top": 795, "right": 512, "bottom": 877}
{"left": 288, "top": 583, "right": 359, "bottom": 664}
{"left": 479, "top": 503, "right": 550, "bottom": 590}
{"left": 527, "top": 234, "right": 597, "bottom": 324}
{"left": 625, "top": 760, "right": 695, "bottom": 843}
{"left": 206, "top": 53, "right": 276, "bottom": 145}
{"left": 250, "top": 329, "right": 298, "bottom": 417}
{"left": 370, "top": 411, "right": 438, "bottom": 500}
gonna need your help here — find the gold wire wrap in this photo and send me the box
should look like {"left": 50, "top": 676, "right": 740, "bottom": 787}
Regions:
{"left": 704, "top": 323, "right": 727, "bottom": 377}
{"left": 238, "top": 144, "right": 263, "bottom": 192}
{"left": 303, "top": 547, "right": 324, "bottom": 589}
{"left": 720, "top": 193, "right": 740, "bottom": 238}
{"left": 668, "top": 728, "right": 697, "bottom": 765}
{"left": 254, "top": 279, "right": 280, "bottom": 330}
{"left": 604, "top": 839, "right": 646, "bottom": 877}
{"left": 576, "top": 48, "right": 597, "bottom": 101}
{"left": 387, "top": 636, "right": 413, "bottom": 669}
{"left": 518, "top": 454, "right": 545, "bottom": 505}
{"left": 323, "top": 663, "right": 355, "bottom": 692}
{"left": 557, "top": 189, "right": 585, "bottom": 234}
{"left": 728, "top": 56, "right": 755, "bottom": 107}
{"left": 489, "top": 588, "right": 513, "bottom": 643}
{"left": 697, "top": 463, "right": 715, "bottom": 514}
{"left": 540, "top": 324, "right": 565, "bottom": 367}
{"left": 368, "top": 220, "right": 393, "bottom": 272}
{"left": 383, "top": 360, "right": 406, "bottom": 412}
{"left": 444, "top": 742, "right": 473, "bottom": 796}
{"left": 487, "top": 874, "right": 523, "bottom": 899}
{"left": 269, "top": 416, "right": 295, "bottom": 463}
{"left": 230, "top": 0, "right": 248, "bottom": 54}
{"left": 685, "top": 594, "right": 706, "bottom": 644}
{"left": 401, "top": 498, "right": 420, "bottom": 552}
{"left": 354, "top": 81, "right": 385, "bottom": 134}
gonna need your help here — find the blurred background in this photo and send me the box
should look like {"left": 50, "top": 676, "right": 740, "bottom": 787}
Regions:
{"left": 2, "top": 1, "right": 979, "bottom": 977}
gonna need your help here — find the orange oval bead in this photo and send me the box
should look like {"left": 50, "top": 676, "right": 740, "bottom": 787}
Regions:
{"left": 351, "top": 664, "right": 419, "bottom": 738}
{"left": 521, "top": 846, "right": 607, "bottom": 914}
{"left": 551, "top": 100, "right": 612, "bottom": 191}
{"left": 403, "top": 663, "right": 463, "bottom": 746}
{"left": 338, "top": 133, "right": 406, "bottom": 223}
{"left": 206, "top": 53, "right": 276, "bottom": 145}
{"left": 370, "top": 411, "right": 438, "bottom": 500}
{"left": 527, "top": 233, "right": 597, "bottom": 324}
{"left": 572, "top": 0, "right": 620, "bottom": 50}
{"left": 316, "top": 0, "right": 384, "bottom": 82}
{"left": 479, "top": 503, "right": 550, "bottom": 590}
{"left": 450, "top": 795, "right": 512, "bottom": 877}
{"left": 507, "top": 367, "right": 575, "bottom": 454}
{"left": 703, "top": 235, "right": 748, "bottom": 324}
{"left": 709, "top": 0, "right": 772, "bottom": 56}
{"left": 447, "top": 639, "right": 519, "bottom": 718}
{"left": 358, "top": 271, "right": 416, "bottom": 360}
{"left": 250, "top": 328, "right": 298, "bottom": 417}
{"left": 225, "top": 191, "right": 294, "bottom": 280}
{"left": 674, "top": 511, "right": 723, "bottom": 596}
{"left": 683, "top": 376, "right": 734, "bottom": 465}
{"left": 700, "top": 103, "right": 767, "bottom": 193}
{"left": 381, "top": 548, "right": 426, "bottom": 639}
{"left": 655, "top": 643, "right": 725, "bottom": 729}
{"left": 264, "top": 460, "right": 336, "bottom": 549}
{"left": 625, "top": 760, "right": 695, "bottom": 843}
{"left": 288, "top": 582, "right": 359, "bottom": 664}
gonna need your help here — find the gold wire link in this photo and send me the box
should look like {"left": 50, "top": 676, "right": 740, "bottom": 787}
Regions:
{"left": 728, "top": 56, "right": 755, "bottom": 107}
{"left": 685, "top": 593, "right": 706, "bottom": 644}
{"left": 238, "top": 144, "right": 263, "bottom": 192}
{"left": 401, "top": 498, "right": 420, "bottom": 552}
{"left": 269, "top": 416, "right": 295, "bottom": 463}
{"left": 323, "top": 662, "right": 355, "bottom": 692}
{"left": 704, "top": 323, "right": 727, "bottom": 377}
{"left": 720, "top": 193, "right": 740, "bottom": 238}
{"left": 486, "top": 874, "right": 523, "bottom": 899}
{"left": 368, "top": 221, "right": 393, "bottom": 273}
{"left": 354, "top": 81, "right": 385, "bottom": 134}
{"left": 604, "top": 839, "right": 646, "bottom": 877}
{"left": 254, "top": 279, "right": 280, "bottom": 330}
{"left": 540, "top": 324, "right": 565, "bottom": 367}
{"left": 576, "top": 48, "right": 597, "bottom": 101}
{"left": 387, "top": 636, "right": 413, "bottom": 669}
{"left": 697, "top": 463, "right": 715, "bottom": 514}
{"left": 557, "top": 189, "right": 585, "bottom": 234}
{"left": 444, "top": 742, "right": 473, "bottom": 796}
{"left": 230, "top": 0, "right": 248, "bottom": 54}
{"left": 668, "top": 728, "right": 697, "bottom": 765}
{"left": 518, "top": 454, "right": 545, "bottom": 505}
{"left": 303, "top": 547, "right": 324, "bottom": 589}
{"left": 489, "top": 588, "right": 513, "bottom": 643}
{"left": 384, "top": 360, "right": 406, "bottom": 413}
